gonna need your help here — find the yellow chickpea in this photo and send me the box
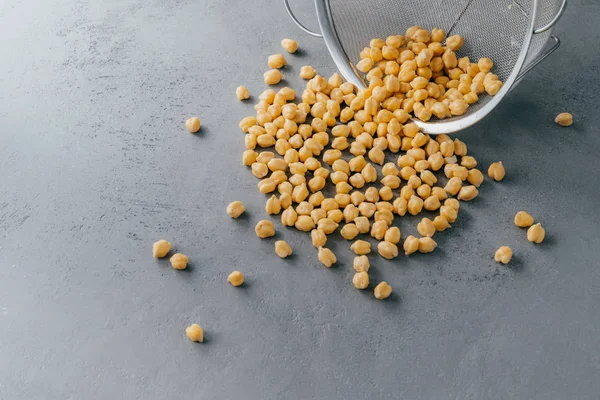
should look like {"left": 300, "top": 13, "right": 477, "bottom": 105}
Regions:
{"left": 185, "top": 117, "right": 201, "bottom": 133}
{"left": 236, "top": 86, "right": 250, "bottom": 101}
{"left": 300, "top": 66, "right": 317, "bottom": 80}
{"left": 527, "top": 223, "right": 546, "bottom": 244}
{"left": 378, "top": 241, "right": 399, "bottom": 259}
{"left": 514, "top": 211, "right": 534, "bottom": 228}
{"left": 433, "top": 215, "right": 450, "bottom": 231}
{"left": 352, "top": 271, "right": 370, "bottom": 289}
{"left": 275, "top": 240, "right": 293, "bottom": 258}
{"left": 318, "top": 247, "right": 337, "bottom": 267}
{"left": 555, "top": 112, "right": 573, "bottom": 127}
{"left": 281, "top": 38, "right": 299, "bottom": 53}
{"left": 351, "top": 240, "right": 372, "bottom": 255}
{"left": 488, "top": 161, "right": 506, "bottom": 181}
{"left": 494, "top": 246, "right": 512, "bottom": 264}
{"left": 418, "top": 237, "right": 437, "bottom": 253}
{"left": 281, "top": 207, "right": 298, "bottom": 226}
{"left": 264, "top": 69, "right": 283, "bottom": 85}
{"left": 268, "top": 54, "right": 287, "bottom": 69}
{"left": 417, "top": 218, "right": 436, "bottom": 237}
{"left": 152, "top": 240, "right": 171, "bottom": 258}
{"left": 374, "top": 281, "right": 392, "bottom": 300}
{"left": 457, "top": 185, "right": 479, "bottom": 201}
{"left": 341, "top": 223, "right": 360, "bottom": 240}
{"left": 170, "top": 253, "right": 189, "bottom": 270}
{"left": 228, "top": 270, "right": 245, "bottom": 286}
{"left": 295, "top": 215, "right": 316, "bottom": 232}
{"left": 186, "top": 324, "right": 204, "bottom": 342}
{"left": 354, "top": 216, "right": 371, "bottom": 234}
{"left": 227, "top": 201, "right": 246, "bottom": 218}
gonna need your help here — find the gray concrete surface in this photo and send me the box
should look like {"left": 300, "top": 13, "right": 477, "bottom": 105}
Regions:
{"left": 1, "top": 0, "right": 599, "bottom": 399}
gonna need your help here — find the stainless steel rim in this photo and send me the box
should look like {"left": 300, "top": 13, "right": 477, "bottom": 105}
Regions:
{"left": 314, "top": 0, "right": 540, "bottom": 134}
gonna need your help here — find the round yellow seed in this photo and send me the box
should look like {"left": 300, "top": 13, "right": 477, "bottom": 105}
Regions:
{"left": 186, "top": 324, "right": 204, "bottom": 342}
{"left": 488, "top": 161, "right": 506, "bottom": 181}
{"left": 514, "top": 211, "right": 534, "bottom": 228}
{"left": 555, "top": 112, "right": 573, "bottom": 127}
{"left": 494, "top": 246, "right": 512, "bottom": 264}
{"left": 274, "top": 240, "right": 293, "bottom": 258}
{"left": 352, "top": 271, "right": 370, "bottom": 289}
{"left": 353, "top": 255, "right": 370, "bottom": 272}
{"left": 152, "top": 240, "right": 171, "bottom": 258}
{"left": 374, "top": 281, "right": 392, "bottom": 300}
{"left": 378, "top": 241, "right": 399, "bottom": 259}
{"left": 227, "top": 201, "right": 246, "bottom": 218}
{"left": 185, "top": 117, "right": 201, "bottom": 133}
{"left": 281, "top": 38, "right": 299, "bottom": 53}
{"left": 170, "top": 253, "right": 189, "bottom": 270}
{"left": 236, "top": 86, "right": 250, "bottom": 100}
{"left": 227, "top": 270, "right": 245, "bottom": 286}
{"left": 318, "top": 247, "right": 337, "bottom": 267}
{"left": 527, "top": 223, "right": 545, "bottom": 244}
{"left": 255, "top": 220, "right": 275, "bottom": 238}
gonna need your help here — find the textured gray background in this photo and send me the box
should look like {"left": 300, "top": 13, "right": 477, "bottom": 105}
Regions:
{"left": 1, "top": 0, "right": 599, "bottom": 399}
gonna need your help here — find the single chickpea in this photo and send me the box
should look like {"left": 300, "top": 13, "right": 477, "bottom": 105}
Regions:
{"left": 418, "top": 237, "right": 437, "bottom": 253}
{"left": 352, "top": 271, "right": 370, "bottom": 290}
{"left": 317, "top": 218, "right": 339, "bottom": 235}
{"left": 227, "top": 201, "right": 246, "bottom": 218}
{"left": 406, "top": 195, "right": 423, "bottom": 216}
{"left": 268, "top": 54, "right": 287, "bottom": 69}
{"left": 555, "top": 112, "right": 573, "bottom": 127}
{"left": 417, "top": 218, "right": 436, "bottom": 237}
{"left": 280, "top": 193, "right": 292, "bottom": 209}
{"left": 494, "top": 246, "right": 512, "bottom": 264}
{"left": 431, "top": 187, "right": 448, "bottom": 201}
{"left": 371, "top": 220, "right": 389, "bottom": 240}
{"left": 281, "top": 38, "right": 299, "bottom": 53}
{"left": 527, "top": 223, "right": 546, "bottom": 244}
{"left": 311, "top": 229, "right": 327, "bottom": 248}
{"left": 416, "top": 184, "right": 431, "bottom": 199}
{"left": 424, "top": 195, "right": 441, "bottom": 211}
{"left": 295, "top": 215, "right": 316, "bottom": 232}
{"left": 488, "top": 161, "right": 506, "bottom": 181}
{"left": 383, "top": 226, "right": 401, "bottom": 244}
{"left": 446, "top": 34, "right": 464, "bottom": 50}
{"left": 352, "top": 255, "right": 370, "bottom": 273}
{"left": 170, "top": 253, "right": 189, "bottom": 270}
{"left": 228, "top": 270, "right": 245, "bottom": 286}
{"left": 444, "top": 177, "right": 462, "bottom": 196}
{"left": 440, "top": 205, "right": 458, "bottom": 223}
{"left": 467, "top": 169, "right": 484, "bottom": 187}
{"left": 311, "top": 208, "right": 326, "bottom": 224}
{"left": 354, "top": 216, "right": 371, "bottom": 234}
{"left": 351, "top": 240, "right": 372, "bottom": 255}
{"left": 275, "top": 240, "right": 293, "bottom": 258}
{"left": 185, "top": 117, "right": 201, "bottom": 133}
{"left": 403, "top": 235, "right": 419, "bottom": 255}
{"left": 378, "top": 241, "right": 399, "bottom": 259}
{"left": 236, "top": 86, "right": 250, "bottom": 101}
{"left": 341, "top": 223, "right": 360, "bottom": 240}
{"left": 300, "top": 66, "right": 317, "bottom": 80}
{"left": 255, "top": 220, "right": 275, "bottom": 238}
{"left": 514, "top": 211, "right": 534, "bottom": 228}
{"left": 433, "top": 215, "right": 450, "bottom": 231}
{"left": 457, "top": 185, "right": 479, "bottom": 201}
{"left": 186, "top": 324, "right": 204, "bottom": 342}
{"left": 374, "top": 281, "right": 392, "bottom": 300}
{"left": 264, "top": 69, "right": 283, "bottom": 85}
{"left": 258, "top": 179, "right": 276, "bottom": 194}
{"left": 444, "top": 198, "right": 460, "bottom": 211}
{"left": 318, "top": 247, "right": 337, "bottom": 267}
{"left": 152, "top": 240, "right": 171, "bottom": 258}
{"left": 281, "top": 207, "right": 298, "bottom": 226}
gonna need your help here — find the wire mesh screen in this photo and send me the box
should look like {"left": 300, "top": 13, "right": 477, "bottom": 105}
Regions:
{"left": 327, "top": 0, "right": 546, "bottom": 116}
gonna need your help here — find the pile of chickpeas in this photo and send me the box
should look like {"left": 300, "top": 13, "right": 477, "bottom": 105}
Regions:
{"left": 227, "top": 32, "right": 545, "bottom": 301}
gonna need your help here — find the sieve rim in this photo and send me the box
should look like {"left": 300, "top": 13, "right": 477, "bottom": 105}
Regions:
{"left": 314, "top": 0, "right": 540, "bottom": 134}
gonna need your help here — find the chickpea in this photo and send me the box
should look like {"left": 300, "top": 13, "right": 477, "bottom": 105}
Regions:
{"left": 423, "top": 195, "right": 441, "bottom": 211}
{"left": 417, "top": 217, "right": 436, "bottom": 238}
{"left": 374, "top": 281, "right": 392, "bottom": 300}
{"left": 527, "top": 223, "right": 546, "bottom": 244}
{"left": 467, "top": 168, "right": 484, "bottom": 187}
{"left": 296, "top": 201, "right": 313, "bottom": 216}
{"left": 445, "top": 34, "right": 464, "bottom": 50}
{"left": 368, "top": 147, "right": 385, "bottom": 165}
{"left": 169, "top": 253, "right": 189, "bottom": 270}
{"left": 428, "top": 152, "right": 444, "bottom": 171}
{"left": 444, "top": 198, "right": 460, "bottom": 211}
{"left": 273, "top": 240, "right": 292, "bottom": 258}
{"left": 337, "top": 181, "right": 353, "bottom": 194}
{"left": 342, "top": 204, "right": 359, "bottom": 223}
{"left": 433, "top": 215, "right": 451, "bottom": 231}
{"left": 444, "top": 177, "right": 462, "bottom": 196}
{"left": 258, "top": 179, "right": 276, "bottom": 194}
{"left": 185, "top": 117, "right": 201, "bottom": 133}
{"left": 317, "top": 217, "right": 339, "bottom": 234}
{"left": 440, "top": 205, "right": 458, "bottom": 223}
{"left": 403, "top": 235, "right": 419, "bottom": 255}
{"left": 226, "top": 270, "right": 245, "bottom": 287}
{"left": 349, "top": 271, "right": 370, "bottom": 290}
{"left": 514, "top": 211, "right": 534, "bottom": 228}
{"left": 378, "top": 240, "right": 398, "bottom": 259}
{"left": 359, "top": 202, "right": 376, "bottom": 219}
{"left": 370, "top": 220, "right": 389, "bottom": 240}
{"left": 431, "top": 187, "right": 448, "bottom": 201}
{"left": 354, "top": 216, "right": 371, "bottom": 234}
{"left": 236, "top": 86, "right": 250, "bottom": 101}
{"left": 318, "top": 247, "right": 337, "bottom": 267}
{"left": 334, "top": 193, "right": 351, "bottom": 208}
{"left": 484, "top": 79, "right": 503, "bottom": 95}
{"left": 351, "top": 240, "right": 372, "bottom": 255}
{"left": 357, "top": 58, "right": 375, "bottom": 73}
{"left": 152, "top": 240, "right": 172, "bottom": 258}
{"left": 311, "top": 208, "right": 327, "bottom": 224}
{"left": 264, "top": 69, "right": 283, "bottom": 85}
{"left": 242, "top": 150, "right": 259, "bottom": 166}
{"left": 295, "top": 215, "right": 316, "bottom": 232}
{"left": 340, "top": 223, "right": 359, "bottom": 240}
{"left": 416, "top": 184, "right": 431, "bottom": 199}
{"left": 311, "top": 229, "right": 327, "bottom": 248}
{"left": 488, "top": 161, "right": 506, "bottom": 181}
{"left": 255, "top": 220, "right": 275, "bottom": 238}
{"left": 449, "top": 99, "right": 468, "bottom": 116}
{"left": 555, "top": 112, "right": 573, "bottom": 127}
{"left": 280, "top": 193, "right": 292, "bottom": 209}
{"left": 292, "top": 184, "right": 309, "bottom": 203}
{"left": 457, "top": 185, "right": 479, "bottom": 201}
{"left": 408, "top": 195, "right": 424, "bottom": 215}
{"left": 353, "top": 255, "right": 370, "bottom": 273}
{"left": 281, "top": 38, "right": 299, "bottom": 53}
{"left": 281, "top": 207, "right": 298, "bottom": 226}
{"left": 400, "top": 166, "right": 417, "bottom": 181}
{"left": 305, "top": 157, "right": 321, "bottom": 171}
{"left": 418, "top": 237, "right": 437, "bottom": 253}
{"left": 351, "top": 191, "right": 366, "bottom": 206}
{"left": 384, "top": 226, "right": 401, "bottom": 244}
{"left": 186, "top": 324, "right": 204, "bottom": 343}
{"left": 300, "top": 65, "right": 317, "bottom": 79}
{"left": 227, "top": 201, "right": 246, "bottom": 218}
{"left": 362, "top": 163, "right": 378, "bottom": 182}
{"left": 379, "top": 186, "right": 393, "bottom": 201}
{"left": 494, "top": 246, "right": 512, "bottom": 264}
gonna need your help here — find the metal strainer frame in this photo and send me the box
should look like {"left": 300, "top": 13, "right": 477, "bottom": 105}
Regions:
{"left": 284, "top": 0, "right": 567, "bottom": 134}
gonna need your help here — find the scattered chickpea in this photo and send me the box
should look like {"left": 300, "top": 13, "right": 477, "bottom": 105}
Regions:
{"left": 457, "top": 185, "right": 479, "bottom": 201}
{"left": 281, "top": 207, "right": 298, "bottom": 226}
{"left": 354, "top": 216, "right": 371, "bottom": 234}
{"left": 281, "top": 38, "right": 299, "bottom": 53}
{"left": 295, "top": 215, "right": 316, "bottom": 232}
{"left": 186, "top": 324, "right": 204, "bottom": 343}
{"left": 300, "top": 66, "right": 317, "bottom": 79}
{"left": 318, "top": 247, "right": 337, "bottom": 267}
{"left": 417, "top": 218, "right": 436, "bottom": 237}
{"left": 311, "top": 229, "right": 327, "bottom": 248}
{"left": 527, "top": 223, "right": 546, "bottom": 244}
{"left": 185, "top": 117, "right": 201, "bottom": 133}
{"left": 341, "top": 223, "right": 360, "bottom": 240}
{"left": 374, "top": 281, "right": 392, "bottom": 300}
{"left": 403, "top": 235, "right": 419, "bottom": 255}
{"left": 433, "top": 215, "right": 451, "bottom": 231}
{"left": 514, "top": 211, "right": 534, "bottom": 228}
{"left": 152, "top": 240, "right": 171, "bottom": 258}
{"left": 488, "top": 161, "right": 506, "bottom": 181}
{"left": 264, "top": 69, "right": 283, "bottom": 85}
{"left": 555, "top": 112, "right": 573, "bottom": 127}
{"left": 378, "top": 241, "right": 399, "bottom": 259}
{"left": 494, "top": 246, "right": 512, "bottom": 264}
{"left": 170, "top": 253, "right": 189, "bottom": 270}
{"left": 228, "top": 270, "right": 245, "bottom": 286}
{"left": 353, "top": 255, "right": 370, "bottom": 272}
{"left": 351, "top": 240, "right": 372, "bottom": 255}
{"left": 418, "top": 237, "right": 437, "bottom": 253}
{"left": 227, "top": 201, "right": 246, "bottom": 218}
{"left": 268, "top": 54, "right": 287, "bottom": 69}
{"left": 384, "top": 226, "right": 401, "bottom": 244}
{"left": 255, "top": 220, "right": 275, "bottom": 238}
{"left": 275, "top": 240, "right": 293, "bottom": 258}
{"left": 352, "top": 271, "right": 370, "bottom": 289}
{"left": 236, "top": 86, "right": 250, "bottom": 101}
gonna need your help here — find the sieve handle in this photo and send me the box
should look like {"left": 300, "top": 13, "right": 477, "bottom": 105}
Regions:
{"left": 533, "top": 0, "right": 567, "bottom": 34}
{"left": 516, "top": 35, "right": 560, "bottom": 82}
{"left": 283, "top": 0, "right": 323, "bottom": 38}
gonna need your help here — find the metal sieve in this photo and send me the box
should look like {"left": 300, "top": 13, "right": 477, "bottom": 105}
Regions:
{"left": 284, "top": 0, "right": 567, "bottom": 134}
